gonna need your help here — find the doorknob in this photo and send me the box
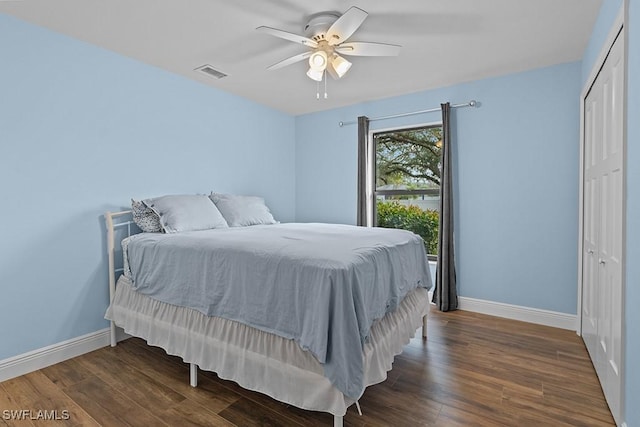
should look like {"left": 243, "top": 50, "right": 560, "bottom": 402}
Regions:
{"left": 599, "top": 259, "right": 606, "bottom": 265}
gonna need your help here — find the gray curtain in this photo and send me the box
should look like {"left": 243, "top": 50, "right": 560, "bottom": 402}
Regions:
{"left": 356, "top": 116, "right": 370, "bottom": 226}
{"left": 432, "top": 103, "right": 458, "bottom": 311}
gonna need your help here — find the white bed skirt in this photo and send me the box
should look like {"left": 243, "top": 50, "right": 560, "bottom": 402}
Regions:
{"left": 105, "top": 277, "right": 428, "bottom": 416}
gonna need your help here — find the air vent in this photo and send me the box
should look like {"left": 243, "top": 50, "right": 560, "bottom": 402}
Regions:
{"left": 194, "top": 65, "right": 228, "bottom": 79}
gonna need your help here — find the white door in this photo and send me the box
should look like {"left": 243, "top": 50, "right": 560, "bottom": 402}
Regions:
{"left": 581, "top": 29, "right": 624, "bottom": 425}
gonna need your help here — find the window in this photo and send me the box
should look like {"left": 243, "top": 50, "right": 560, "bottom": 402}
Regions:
{"left": 372, "top": 124, "right": 442, "bottom": 256}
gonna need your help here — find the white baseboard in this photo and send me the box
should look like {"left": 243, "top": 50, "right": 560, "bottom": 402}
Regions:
{"left": 458, "top": 296, "right": 577, "bottom": 330}
{"left": 0, "top": 327, "right": 130, "bottom": 383}
{"left": 428, "top": 291, "right": 577, "bottom": 330}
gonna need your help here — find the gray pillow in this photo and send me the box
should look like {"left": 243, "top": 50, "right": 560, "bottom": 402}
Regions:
{"left": 210, "top": 193, "right": 277, "bottom": 227}
{"left": 143, "top": 194, "right": 228, "bottom": 233}
{"left": 131, "top": 199, "right": 162, "bottom": 233}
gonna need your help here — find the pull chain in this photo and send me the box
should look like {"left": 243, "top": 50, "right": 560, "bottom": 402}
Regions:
{"left": 324, "top": 71, "right": 328, "bottom": 99}
{"left": 314, "top": 71, "right": 328, "bottom": 100}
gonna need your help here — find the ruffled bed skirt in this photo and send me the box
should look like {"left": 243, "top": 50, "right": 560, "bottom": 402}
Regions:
{"left": 105, "top": 276, "right": 428, "bottom": 416}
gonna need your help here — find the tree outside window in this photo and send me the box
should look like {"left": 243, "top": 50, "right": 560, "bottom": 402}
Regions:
{"left": 374, "top": 125, "right": 442, "bottom": 256}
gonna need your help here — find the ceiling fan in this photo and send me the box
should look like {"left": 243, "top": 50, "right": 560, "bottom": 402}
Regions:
{"left": 257, "top": 6, "right": 401, "bottom": 83}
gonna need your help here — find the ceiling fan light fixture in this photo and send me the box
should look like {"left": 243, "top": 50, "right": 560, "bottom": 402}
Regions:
{"left": 306, "top": 68, "right": 324, "bottom": 81}
{"left": 258, "top": 6, "right": 402, "bottom": 96}
{"left": 308, "top": 50, "right": 328, "bottom": 71}
{"left": 331, "top": 54, "right": 352, "bottom": 78}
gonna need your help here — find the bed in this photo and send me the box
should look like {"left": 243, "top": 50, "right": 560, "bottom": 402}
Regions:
{"left": 104, "top": 194, "right": 432, "bottom": 426}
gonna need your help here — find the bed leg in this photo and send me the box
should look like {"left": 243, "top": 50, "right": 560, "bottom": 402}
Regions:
{"left": 110, "top": 321, "right": 117, "bottom": 347}
{"left": 190, "top": 363, "right": 198, "bottom": 387}
{"left": 422, "top": 314, "right": 428, "bottom": 339}
{"left": 333, "top": 415, "right": 343, "bottom": 427}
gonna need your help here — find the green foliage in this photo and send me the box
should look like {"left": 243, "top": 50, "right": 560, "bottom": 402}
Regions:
{"left": 375, "top": 126, "right": 442, "bottom": 188}
{"left": 376, "top": 201, "right": 439, "bottom": 254}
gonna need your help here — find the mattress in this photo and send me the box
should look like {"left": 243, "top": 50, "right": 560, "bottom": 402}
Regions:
{"left": 105, "top": 276, "right": 429, "bottom": 416}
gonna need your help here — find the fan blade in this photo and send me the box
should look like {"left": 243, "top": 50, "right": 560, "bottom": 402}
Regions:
{"left": 266, "top": 51, "right": 312, "bottom": 70}
{"left": 256, "top": 26, "right": 318, "bottom": 48}
{"left": 326, "top": 6, "right": 368, "bottom": 46}
{"left": 336, "top": 42, "right": 401, "bottom": 56}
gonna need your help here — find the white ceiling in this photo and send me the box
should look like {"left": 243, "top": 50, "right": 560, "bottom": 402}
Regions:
{"left": 0, "top": 0, "right": 602, "bottom": 115}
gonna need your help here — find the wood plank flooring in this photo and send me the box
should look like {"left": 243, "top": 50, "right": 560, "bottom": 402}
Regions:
{"left": 0, "top": 308, "right": 615, "bottom": 426}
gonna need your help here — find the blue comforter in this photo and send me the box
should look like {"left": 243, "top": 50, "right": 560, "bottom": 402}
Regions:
{"left": 125, "top": 223, "right": 432, "bottom": 399}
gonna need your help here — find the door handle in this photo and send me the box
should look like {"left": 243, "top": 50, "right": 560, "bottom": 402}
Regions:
{"left": 599, "top": 259, "right": 606, "bottom": 265}
{"left": 588, "top": 249, "right": 595, "bottom": 254}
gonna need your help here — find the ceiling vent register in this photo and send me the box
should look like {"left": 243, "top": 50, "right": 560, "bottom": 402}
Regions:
{"left": 194, "top": 65, "right": 228, "bottom": 79}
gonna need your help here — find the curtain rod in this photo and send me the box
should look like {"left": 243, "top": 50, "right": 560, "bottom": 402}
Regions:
{"left": 338, "top": 100, "right": 477, "bottom": 127}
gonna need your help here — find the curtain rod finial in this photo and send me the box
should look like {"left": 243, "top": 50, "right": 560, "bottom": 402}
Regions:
{"left": 469, "top": 100, "right": 477, "bottom": 107}
{"left": 339, "top": 121, "right": 344, "bottom": 127}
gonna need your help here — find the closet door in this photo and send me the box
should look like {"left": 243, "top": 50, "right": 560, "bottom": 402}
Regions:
{"left": 582, "top": 77, "right": 600, "bottom": 367}
{"left": 581, "top": 29, "right": 624, "bottom": 424}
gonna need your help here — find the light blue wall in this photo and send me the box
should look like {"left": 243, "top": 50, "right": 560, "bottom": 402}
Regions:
{"left": 624, "top": 0, "right": 639, "bottom": 424}
{"left": 296, "top": 62, "right": 581, "bottom": 314}
{"left": 0, "top": 14, "right": 295, "bottom": 361}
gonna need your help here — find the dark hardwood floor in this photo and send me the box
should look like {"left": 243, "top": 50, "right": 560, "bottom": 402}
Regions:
{"left": 0, "top": 308, "right": 615, "bottom": 426}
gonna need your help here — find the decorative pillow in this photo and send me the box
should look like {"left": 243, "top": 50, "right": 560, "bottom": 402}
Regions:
{"left": 210, "top": 193, "right": 277, "bottom": 227}
{"left": 143, "top": 194, "right": 228, "bottom": 233}
{"left": 131, "top": 199, "right": 162, "bottom": 233}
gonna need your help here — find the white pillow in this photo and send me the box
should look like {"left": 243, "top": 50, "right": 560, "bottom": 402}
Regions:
{"left": 143, "top": 194, "right": 228, "bottom": 233}
{"left": 210, "top": 193, "right": 277, "bottom": 227}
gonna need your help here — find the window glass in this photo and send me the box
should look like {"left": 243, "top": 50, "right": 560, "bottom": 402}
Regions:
{"left": 374, "top": 125, "right": 442, "bottom": 255}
